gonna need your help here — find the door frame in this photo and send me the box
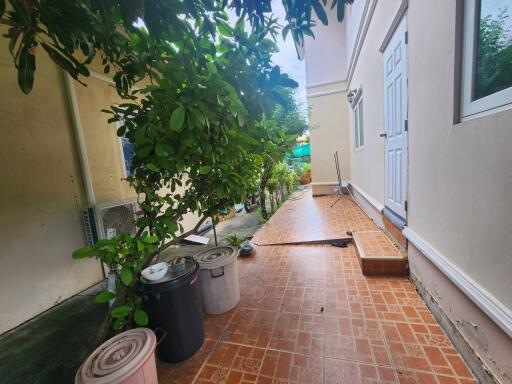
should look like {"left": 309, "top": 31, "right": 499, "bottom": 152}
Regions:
{"left": 382, "top": 16, "right": 408, "bottom": 222}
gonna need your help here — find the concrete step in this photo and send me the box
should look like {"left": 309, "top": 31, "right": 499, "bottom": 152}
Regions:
{"left": 353, "top": 230, "right": 407, "bottom": 276}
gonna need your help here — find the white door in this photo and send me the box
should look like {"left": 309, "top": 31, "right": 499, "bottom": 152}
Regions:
{"left": 383, "top": 18, "right": 408, "bottom": 219}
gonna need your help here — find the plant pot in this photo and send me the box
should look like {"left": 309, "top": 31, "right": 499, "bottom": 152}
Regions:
{"left": 300, "top": 174, "right": 311, "bottom": 185}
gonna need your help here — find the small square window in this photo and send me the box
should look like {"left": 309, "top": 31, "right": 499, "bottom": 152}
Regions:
{"left": 462, "top": 0, "right": 512, "bottom": 117}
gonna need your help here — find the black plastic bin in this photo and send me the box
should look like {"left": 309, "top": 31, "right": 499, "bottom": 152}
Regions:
{"left": 140, "top": 258, "right": 204, "bottom": 363}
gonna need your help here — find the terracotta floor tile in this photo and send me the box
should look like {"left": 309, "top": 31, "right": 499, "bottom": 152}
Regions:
{"left": 223, "top": 309, "right": 277, "bottom": 348}
{"left": 157, "top": 338, "right": 218, "bottom": 384}
{"left": 157, "top": 193, "right": 478, "bottom": 384}
{"left": 325, "top": 358, "right": 398, "bottom": 383}
{"left": 252, "top": 189, "right": 377, "bottom": 246}
{"left": 259, "top": 350, "right": 323, "bottom": 384}
{"left": 196, "top": 343, "right": 265, "bottom": 384}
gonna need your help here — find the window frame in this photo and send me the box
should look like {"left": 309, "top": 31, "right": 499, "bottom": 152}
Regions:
{"left": 351, "top": 88, "right": 364, "bottom": 150}
{"left": 461, "top": 0, "right": 512, "bottom": 119}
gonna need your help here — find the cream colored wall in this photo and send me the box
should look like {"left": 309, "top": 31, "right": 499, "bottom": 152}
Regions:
{"left": 407, "top": 0, "right": 512, "bottom": 309}
{"left": 0, "top": 42, "right": 103, "bottom": 334}
{"left": 305, "top": 7, "right": 347, "bottom": 86}
{"left": 305, "top": 5, "right": 352, "bottom": 195}
{"left": 75, "top": 76, "right": 136, "bottom": 204}
{"left": 307, "top": 85, "right": 351, "bottom": 193}
{"left": 346, "top": 0, "right": 402, "bottom": 207}
{"left": 341, "top": 0, "right": 512, "bottom": 379}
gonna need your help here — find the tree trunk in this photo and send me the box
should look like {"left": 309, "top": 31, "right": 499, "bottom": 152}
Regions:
{"left": 259, "top": 159, "right": 273, "bottom": 220}
{"left": 212, "top": 217, "right": 218, "bottom": 246}
{"left": 270, "top": 192, "right": 274, "bottom": 212}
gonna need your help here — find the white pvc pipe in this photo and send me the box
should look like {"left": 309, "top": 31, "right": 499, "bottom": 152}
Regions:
{"left": 63, "top": 72, "right": 96, "bottom": 207}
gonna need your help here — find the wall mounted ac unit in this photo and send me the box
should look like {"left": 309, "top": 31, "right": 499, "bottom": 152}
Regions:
{"left": 82, "top": 198, "right": 140, "bottom": 246}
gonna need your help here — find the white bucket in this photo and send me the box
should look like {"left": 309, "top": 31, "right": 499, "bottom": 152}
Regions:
{"left": 193, "top": 246, "right": 240, "bottom": 315}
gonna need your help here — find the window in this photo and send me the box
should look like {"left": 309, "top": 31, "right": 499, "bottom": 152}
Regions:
{"left": 353, "top": 94, "right": 364, "bottom": 149}
{"left": 120, "top": 136, "right": 134, "bottom": 176}
{"left": 116, "top": 112, "right": 135, "bottom": 177}
{"left": 462, "top": 0, "right": 512, "bottom": 117}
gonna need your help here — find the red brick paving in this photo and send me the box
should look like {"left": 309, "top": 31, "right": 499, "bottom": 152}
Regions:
{"left": 156, "top": 244, "right": 477, "bottom": 383}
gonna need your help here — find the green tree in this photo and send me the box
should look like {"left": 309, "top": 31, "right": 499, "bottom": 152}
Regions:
{"left": 476, "top": 7, "right": 512, "bottom": 99}
{"left": 1, "top": 0, "right": 347, "bottom": 338}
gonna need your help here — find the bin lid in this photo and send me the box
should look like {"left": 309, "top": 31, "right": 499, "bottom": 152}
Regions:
{"left": 75, "top": 328, "right": 156, "bottom": 384}
{"left": 194, "top": 246, "right": 238, "bottom": 270}
{"left": 140, "top": 257, "right": 197, "bottom": 285}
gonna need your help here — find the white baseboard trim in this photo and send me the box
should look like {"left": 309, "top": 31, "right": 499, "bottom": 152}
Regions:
{"left": 311, "top": 180, "right": 349, "bottom": 187}
{"left": 403, "top": 227, "right": 512, "bottom": 338}
{"left": 349, "top": 183, "right": 385, "bottom": 213}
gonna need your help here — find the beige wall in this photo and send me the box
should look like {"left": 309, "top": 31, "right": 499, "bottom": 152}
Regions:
{"left": 0, "top": 42, "right": 205, "bottom": 333}
{"left": 337, "top": 0, "right": 512, "bottom": 380}
{"left": 305, "top": 9, "right": 347, "bottom": 86}
{"left": 75, "top": 76, "right": 136, "bottom": 204}
{"left": 0, "top": 41, "right": 103, "bottom": 334}
{"left": 305, "top": 5, "right": 353, "bottom": 195}
{"left": 407, "top": 0, "right": 512, "bottom": 310}
{"left": 346, "top": 0, "right": 401, "bottom": 207}
{"left": 307, "top": 85, "right": 351, "bottom": 194}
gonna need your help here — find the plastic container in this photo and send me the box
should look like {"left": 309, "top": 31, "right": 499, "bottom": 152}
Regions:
{"left": 75, "top": 328, "right": 157, "bottom": 384}
{"left": 193, "top": 246, "right": 240, "bottom": 315}
{"left": 140, "top": 257, "right": 204, "bottom": 363}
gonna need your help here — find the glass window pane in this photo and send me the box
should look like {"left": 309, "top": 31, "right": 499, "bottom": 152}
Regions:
{"left": 475, "top": 0, "right": 512, "bottom": 100}
{"left": 121, "top": 136, "right": 134, "bottom": 176}
{"left": 358, "top": 100, "right": 364, "bottom": 147}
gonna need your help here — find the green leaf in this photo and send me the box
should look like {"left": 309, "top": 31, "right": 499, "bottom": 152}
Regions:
{"left": 199, "top": 165, "right": 212, "bottom": 174}
{"left": 72, "top": 246, "right": 96, "bottom": 259}
{"left": 155, "top": 143, "right": 165, "bottom": 156}
{"left": 113, "top": 318, "right": 124, "bottom": 331}
{"left": 120, "top": 266, "right": 133, "bottom": 286}
{"left": 95, "top": 291, "right": 116, "bottom": 303}
{"left": 312, "top": 1, "right": 328, "bottom": 25}
{"left": 95, "top": 239, "right": 115, "bottom": 247}
{"left": 18, "top": 45, "right": 35, "bottom": 94}
{"left": 170, "top": 106, "right": 185, "bottom": 132}
{"left": 134, "top": 308, "right": 149, "bottom": 326}
{"left": 142, "top": 235, "right": 159, "bottom": 244}
{"left": 146, "top": 163, "right": 159, "bottom": 172}
{"left": 218, "top": 23, "right": 233, "bottom": 36}
{"left": 111, "top": 305, "right": 132, "bottom": 319}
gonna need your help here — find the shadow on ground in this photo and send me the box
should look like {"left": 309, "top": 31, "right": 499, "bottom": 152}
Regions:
{"left": 0, "top": 284, "right": 108, "bottom": 384}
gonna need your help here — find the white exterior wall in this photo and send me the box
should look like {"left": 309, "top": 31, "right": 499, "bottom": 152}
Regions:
{"left": 305, "top": 0, "right": 512, "bottom": 381}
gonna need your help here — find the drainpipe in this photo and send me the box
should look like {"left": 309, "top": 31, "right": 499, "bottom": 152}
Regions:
{"left": 63, "top": 72, "right": 107, "bottom": 280}
{"left": 64, "top": 72, "right": 96, "bottom": 207}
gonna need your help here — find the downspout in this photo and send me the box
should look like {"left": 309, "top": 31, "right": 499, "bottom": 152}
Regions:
{"left": 63, "top": 72, "right": 106, "bottom": 279}
{"left": 64, "top": 72, "right": 96, "bottom": 207}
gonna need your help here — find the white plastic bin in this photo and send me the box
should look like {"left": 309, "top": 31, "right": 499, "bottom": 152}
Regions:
{"left": 75, "top": 328, "right": 157, "bottom": 384}
{"left": 193, "top": 246, "right": 240, "bottom": 314}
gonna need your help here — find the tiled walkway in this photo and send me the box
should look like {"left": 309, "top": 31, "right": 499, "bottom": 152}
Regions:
{"left": 251, "top": 188, "right": 376, "bottom": 245}
{"left": 157, "top": 244, "right": 477, "bottom": 383}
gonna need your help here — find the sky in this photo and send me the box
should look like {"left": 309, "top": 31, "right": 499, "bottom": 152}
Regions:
{"left": 227, "top": 1, "right": 308, "bottom": 115}
{"left": 269, "top": 2, "right": 308, "bottom": 114}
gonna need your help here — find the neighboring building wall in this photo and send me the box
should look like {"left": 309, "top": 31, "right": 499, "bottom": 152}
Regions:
{"left": 305, "top": 9, "right": 351, "bottom": 195}
{"left": 307, "top": 85, "right": 350, "bottom": 195}
{"left": 75, "top": 76, "right": 136, "bottom": 204}
{"left": 0, "top": 42, "right": 103, "bottom": 334}
{"left": 0, "top": 42, "right": 204, "bottom": 333}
